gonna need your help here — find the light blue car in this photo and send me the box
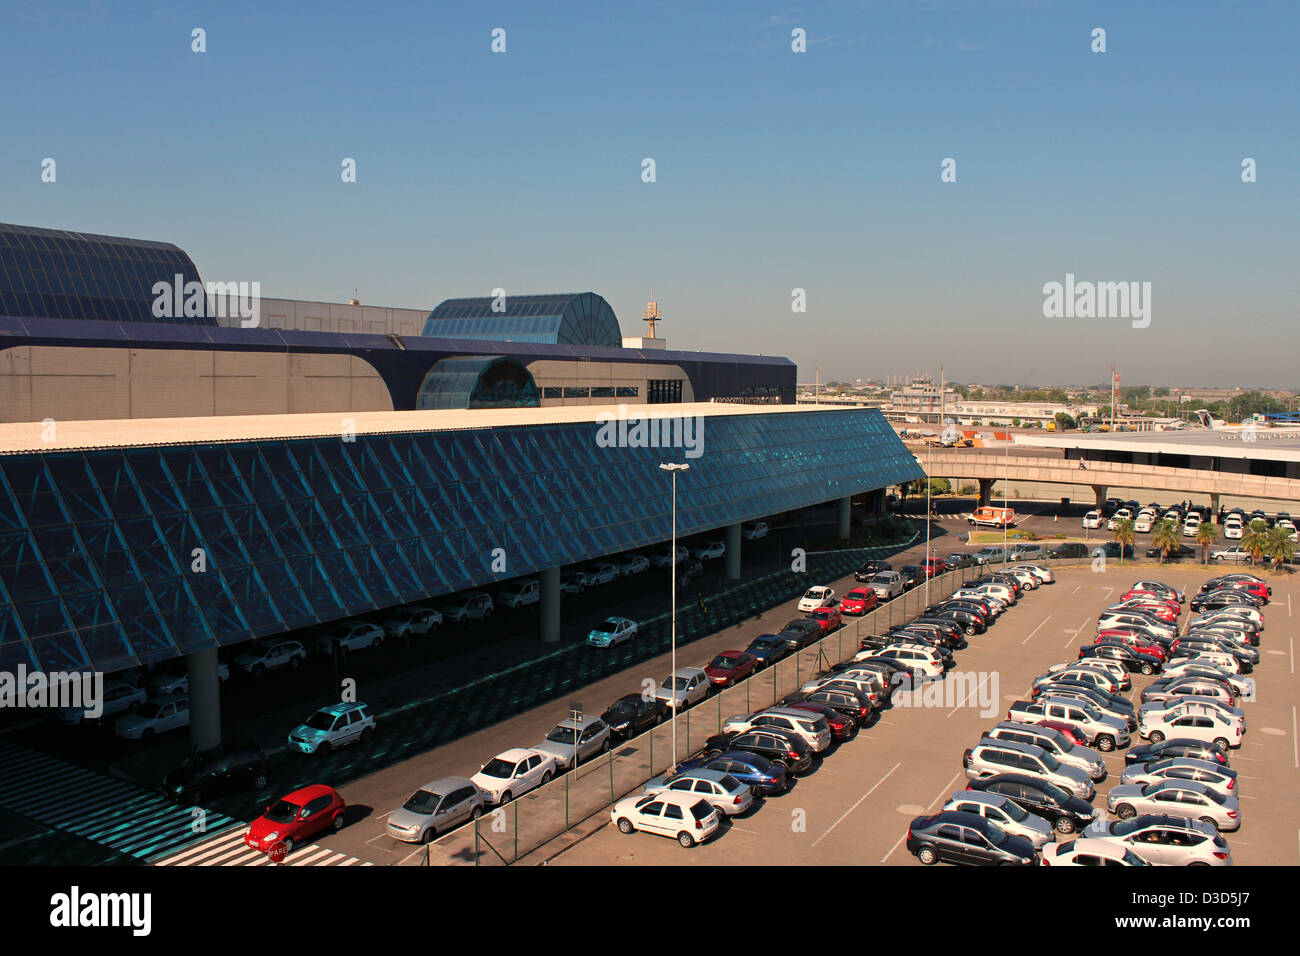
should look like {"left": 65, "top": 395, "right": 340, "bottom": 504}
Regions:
{"left": 587, "top": 617, "right": 637, "bottom": 647}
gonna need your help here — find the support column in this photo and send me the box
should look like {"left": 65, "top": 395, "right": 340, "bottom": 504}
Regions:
{"left": 867, "top": 488, "right": 885, "bottom": 516}
{"left": 1092, "top": 485, "right": 1108, "bottom": 512}
{"left": 977, "top": 479, "right": 995, "bottom": 508}
{"left": 1210, "top": 492, "right": 1221, "bottom": 523}
{"left": 187, "top": 647, "right": 222, "bottom": 754}
{"left": 540, "top": 566, "right": 561, "bottom": 643}
{"left": 836, "top": 496, "right": 852, "bottom": 541}
{"left": 725, "top": 522, "right": 741, "bottom": 580}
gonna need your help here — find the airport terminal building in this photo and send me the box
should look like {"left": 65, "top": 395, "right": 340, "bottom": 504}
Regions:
{"left": 0, "top": 222, "right": 922, "bottom": 749}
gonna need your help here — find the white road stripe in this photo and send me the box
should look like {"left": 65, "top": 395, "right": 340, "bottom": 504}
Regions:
{"left": 1021, "top": 616, "right": 1052, "bottom": 645}
{"left": 811, "top": 761, "right": 901, "bottom": 848}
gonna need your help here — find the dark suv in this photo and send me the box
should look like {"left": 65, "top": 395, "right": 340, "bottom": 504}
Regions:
{"left": 704, "top": 728, "right": 813, "bottom": 775}
{"left": 964, "top": 773, "right": 1096, "bottom": 834}
{"left": 162, "top": 744, "right": 270, "bottom": 805}
{"left": 601, "top": 694, "right": 668, "bottom": 740}
{"left": 778, "top": 618, "right": 824, "bottom": 650}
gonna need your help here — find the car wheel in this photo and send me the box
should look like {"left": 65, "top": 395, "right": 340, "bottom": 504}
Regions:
{"left": 320, "top": 741, "right": 333, "bottom": 755}
{"left": 1148, "top": 731, "right": 1165, "bottom": 744}
{"left": 1115, "top": 803, "right": 1136, "bottom": 820}
{"left": 500, "top": 791, "right": 513, "bottom": 804}
{"left": 360, "top": 727, "right": 374, "bottom": 744}
{"left": 253, "top": 773, "right": 269, "bottom": 790}
{"left": 422, "top": 827, "right": 438, "bottom": 844}
{"left": 1097, "top": 735, "right": 1116, "bottom": 752}
{"left": 253, "top": 664, "right": 266, "bottom": 678}
{"left": 541, "top": 771, "right": 553, "bottom": 785}
{"left": 1199, "top": 816, "right": 1218, "bottom": 828}
{"left": 677, "top": 831, "right": 696, "bottom": 848}
{"left": 289, "top": 656, "right": 301, "bottom": 670}
{"left": 142, "top": 728, "right": 155, "bottom": 740}
{"left": 600, "top": 739, "right": 610, "bottom": 755}
{"left": 1213, "top": 737, "right": 1230, "bottom": 751}
{"left": 372, "top": 637, "right": 382, "bottom": 650}
{"left": 128, "top": 701, "right": 142, "bottom": 713}
{"left": 1140, "top": 663, "right": 1155, "bottom": 676}
{"left": 471, "top": 806, "right": 483, "bottom": 821}
{"left": 1189, "top": 861, "right": 1210, "bottom": 867}
{"left": 617, "top": 817, "right": 635, "bottom": 834}
{"left": 280, "top": 838, "right": 294, "bottom": 857}
{"left": 965, "top": 625, "right": 977, "bottom": 637}
{"left": 1055, "top": 816, "right": 1076, "bottom": 834}
{"left": 332, "top": 813, "right": 345, "bottom": 832}
{"left": 917, "top": 845, "right": 938, "bottom": 865}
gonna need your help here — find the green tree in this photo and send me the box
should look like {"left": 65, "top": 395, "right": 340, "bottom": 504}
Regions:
{"left": 1195, "top": 521, "right": 1219, "bottom": 565}
{"left": 1150, "top": 519, "right": 1180, "bottom": 564}
{"left": 1112, "top": 517, "right": 1136, "bottom": 565}
{"left": 1054, "top": 412, "right": 1077, "bottom": 430}
{"left": 1241, "top": 519, "right": 1269, "bottom": 565}
{"left": 1264, "top": 526, "right": 1296, "bottom": 571}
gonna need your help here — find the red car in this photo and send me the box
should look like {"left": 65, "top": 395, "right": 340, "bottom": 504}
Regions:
{"left": 786, "top": 701, "right": 856, "bottom": 740}
{"left": 840, "top": 586, "right": 878, "bottom": 616}
{"left": 808, "top": 605, "right": 842, "bottom": 633}
{"left": 1114, "top": 600, "right": 1179, "bottom": 622}
{"left": 1122, "top": 588, "right": 1180, "bottom": 605}
{"left": 1037, "top": 719, "right": 1090, "bottom": 747}
{"left": 245, "top": 784, "right": 346, "bottom": 856}
{"left": 921, "top": 558, "right": 948, "bottom": 578}
{"left": 1095, "top": 631, "right": 1166, "bottom": 661}
{"left": 704, "top": 650, "right": 758, "bottom": 687}
{"left": 1218, "top": 581, "right": 1269, "bottom": 603}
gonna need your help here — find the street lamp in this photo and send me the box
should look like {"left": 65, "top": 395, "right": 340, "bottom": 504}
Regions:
{"left": 1002, "top": 438, "right": 1009, "bottom": 566}
{"left": 659, "top": 462, "right": 690, "bottom": 769}
{"left": 924, "top": 442, "right": 932, "bottom": 606}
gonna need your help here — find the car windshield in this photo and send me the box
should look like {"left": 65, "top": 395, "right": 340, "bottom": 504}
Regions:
{"left": 1001, "top": 799, "right": 1028, "bottom": 822}
{"left": 1039, "top": 752, "right": 1061, "bottom": 772}
{"left": 751, "top": 636, "right": 781, "bottom": 650}
{"left": 606, "top": 700, "right": 637, "bottom": 719}
{"left": 870, "top": 574, "right": 893, "bottom": 584}
{"left": 668, "top": 676, "right": 691, "bottom": 690}
{"left": 803, "top": 590, "right": 822, "bottom": 599}
{"left": 480, "top": 758, "right": 516, "bottom": 778}
{"left": 592, "top": 621, "right": 618, "bottom": 633}
{"left": 263, "top": 800, "right": 300, "bottom": 824}
{"left": 402, "top": 789, "right": 441, "bottom": 814}
{"left": 305, "top": 711, "right": 336, "bottom": 731}
{"left": 137, "top": 703, "right": 163, "bottom": 719}
{"left": 546, "top": 727, "right": 579, "bottom": 744}
{"left": 709, "top": 656, "right": 737, "bottom": 669}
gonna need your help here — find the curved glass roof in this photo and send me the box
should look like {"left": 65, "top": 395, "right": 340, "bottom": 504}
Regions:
{"left": 0, "top": 222, "right": 208, "bottom": 326}
{"left": 422, "top": 292, "right": 622, "bottom": 348}
{"left": 415, "top": 356, "right": 541, "bottom": 410}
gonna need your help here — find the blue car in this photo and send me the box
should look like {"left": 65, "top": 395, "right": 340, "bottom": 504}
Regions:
{"left": 745, "top": 633, "right": 790, "bottom": 668}
{"left": 674, "top": 750, "right": 789, "bottom": 796}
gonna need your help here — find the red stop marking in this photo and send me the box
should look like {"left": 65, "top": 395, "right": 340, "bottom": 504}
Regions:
{"left": 269, "top": 841, "right": 288, "bottom": 864}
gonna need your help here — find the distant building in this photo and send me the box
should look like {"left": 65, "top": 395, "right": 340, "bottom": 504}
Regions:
{"left": 885, "top": 376, "right": 959, "bottom": 424}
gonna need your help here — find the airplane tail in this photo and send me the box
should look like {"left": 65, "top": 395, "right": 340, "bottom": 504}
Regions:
{"left": 1194, "top": 409, "right": 1214, "bottom": 429}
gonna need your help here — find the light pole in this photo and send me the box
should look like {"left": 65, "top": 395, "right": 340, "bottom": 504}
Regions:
{"left": 659, "top": 461, "right": 690, "bottom": 770}
{"left": 1002, "top": 438, "right": 1009, "bottom": 567}
{"left": 924, "top": 441, "right": 932, "bottom": 606}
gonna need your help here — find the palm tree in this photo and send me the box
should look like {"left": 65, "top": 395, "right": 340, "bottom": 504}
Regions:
{"left": 1264, "top": 525, "right": 1296, "bottom": 571}
{"left": 1112, "top": 517, "right": 1135, "bottom": 565}
{"left": 1150, "top": 519, "right": 1180, "bottom": 564}
{"left": 1195, "top": 521, "right": 1219, "bottom": 565}
{"left": 1241, "top": 519, "right": 1269, "bottom": 566}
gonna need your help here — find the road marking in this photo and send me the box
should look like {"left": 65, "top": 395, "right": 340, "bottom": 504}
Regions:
{"left": 727, "top": 825, "right": 761, "bottom": 835}
{"left": 1064, "top": 616, "right": 1091, "bottom": 647}
{"left": 947, "top": 674, "right": 992, "bottom": 717}
{"left": 1289, "top": 594, "right": 1293, "bottom": 618}
{"left": 1101, "top": 587, "right": 1113, "bottom": 601}
{"left": 927, "top": 771, "right": 963, "bottom": 808}
{"left": 1293, "top": 706, "right": 1298, "bottom": 770}
{"left": 1291, "top": 638, "right": 1295, "bottom": 676}
{"left": 811, "top": 761, "right": 901, "bottom": 848}
{"left": 1021, "top": 615, "right": 1052, "bottom": 646}
{"left": 1071, "top": 585, "right": 1081, "bottom": 595}
{"left": 881, "top": 831, "right": 907, "bottom": 863}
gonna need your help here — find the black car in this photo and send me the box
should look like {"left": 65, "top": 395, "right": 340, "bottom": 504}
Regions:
{"left": 1080, "top": 641, "right": 1163, "bottom": 675}
{"left": 676, "top": 558, "right": 704, "bottom": 587}
{"left": 1092, "top": 542, "right": 1135, "bottom": 560}
{"left": 745, "top": 633, "right": 792, "bottom": 667}
{"left": 925, "top": 604, "right": 986, "bottom": 636}
{"left": 601, "top": 694, "right": 668, "bottom": 740}
{"left": 162, "top": 745, "right": 270, "bottom": 805}
{"left": 1124, "top": 738, "right": 1230, "bottom": 768}
{"left": 1189, "top": 591, "right": 1261, "bottom": 613}
{"left": 1145, "top": 543, "right": 1197, "bottom": 561}
{"left": 975, "top": 574, "right": 1022, "bottom": 595}
{"left": 905, "top": 618, "right": 968, "bottom": 648}
{"left": 1049, "top": 542, "right": 1090, "bottom": 559}
{"left": 785, "top": 688, "right": 874, "bottom": 724}
{"left": 704, "top": 728, "right": 813, "bottom": 775}
{"left": 854, "top": 560, "right": 892, "bottom": 582}
{"left": 906, "top": 810, "right": 1037, "bottom": 866}
{"left": 944, "top": 553, "right": 977, "bottom": 569}
{"left": 964, "top": 773, "right": 1096, "bottom": 835}
{"left": 778, "top": 618, "right": 824, "bottom": 650}
{"left": 898, "top": 566, "right": 925, "bottom": 590}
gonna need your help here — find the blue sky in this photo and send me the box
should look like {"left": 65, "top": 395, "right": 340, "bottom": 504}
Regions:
{"left": 3, "top": 0, "right": 1297, "bottom": 386}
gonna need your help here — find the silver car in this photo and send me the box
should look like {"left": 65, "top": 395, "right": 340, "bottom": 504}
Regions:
{"left": 941, "top": 790, "right": 1053, "bottom": 849}
{"left": 535, "top": 717, "right": 611, "bottom": 770}
{"left": 721, "top": 707, "right": 832, "bottom": 753}
{"left": 643, "top": 768, "right": 754, "bottom": 816}
{"left": 1106, "top": 779, "right": 1241, "bottom": 832}
{"left": 1119, "top": 757, "right": 1239, "bottom": 800}
{"left": 964, "top": 739, "right": 1094, "bottom": 799}
{"left": 655, "top": 667, "right": 711, "bottom": 711}
{"left": 386, "top": 776, "right": 486, "bottom": 844}
{"left": 1085, "top": 814, "right": 1233, "bottom": 866}
{"left": 982, "top": 721, "right": 1107, "bottom": 781}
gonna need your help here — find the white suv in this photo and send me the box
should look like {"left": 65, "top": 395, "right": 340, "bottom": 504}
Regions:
{"left": 441, "top": 593, "right": 494, "bottom": 622}
{"left": 721, "top": 708, "right": 832, "bottom": 753}
{"left": 1082, "top": 511, "right": 1103, "bottom": 529}
{"left": 316, "top": 619, "right": 384, "bottom": 654}
{"left": 288, "top": 701, "right": 377, "bottom": 754}
{"left": 235, "top": 640, "right": 307, "bottom": 676}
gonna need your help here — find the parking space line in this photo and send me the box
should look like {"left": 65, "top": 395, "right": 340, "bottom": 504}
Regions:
{"left": 946, "top": 675, "right": 990, "bottom": 718}
{"left": 881, "top": 831, "right": 907, "bottom": 863}
{"left": 1293, "top": 706, "right": 1298, "bottom": 769}
{"left": 927, "top": 771, "right": 963, "bottom": 808}
{"left": 1020, "top": 615, "right": 1052, "bottom": 645}
{"left": 1064, "top": 616, "right": 1091, "bottom": 647}
{"left": 1071, "top": 585, "right": 1081, "bottom": 595}
{"left": 811, "top": 761, "right": 901, "bottom": 848}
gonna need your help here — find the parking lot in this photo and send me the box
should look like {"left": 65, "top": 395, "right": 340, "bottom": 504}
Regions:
{"left": 548, "top": 563, "right": 1300, "bottom": 866}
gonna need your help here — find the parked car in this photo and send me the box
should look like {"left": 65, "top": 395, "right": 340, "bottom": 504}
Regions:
{"left": 584, "top": 562, "right": 619, "bottom": 585}
{"left": 535, "top": 716, "right": 612, "bottom": 770}
{"left": 797, "top": 586, "right": 836, "bottom": 612}
{"left": 690, "top": 540, "right": 727, "bottom": 561}
{"left": 245, "top": 784, "right": 346, "bottom": 856}
{"left": 1082, "top": 814, "right": 1231, "bottom": 866}
{"left": 655, "top": 667, "right": 711, "bottom": 710}
{"left": 315, "top": 619, "right": 385, "bottom": 653}
{"left": 963, "top": 739, "right": 1093, "bottom": 799}
{"left": 614, "top": 553, "right": 651, "bottom": 577}
{"left": 778, "top": 618, "right": 825, "bottom": 649}
{"left": 382, "top": 607, "right": 443, "bottom": 637}
{"left": 867, "top": 571, "right": 906, "bottom": 599}
{"left": 676, "top": 559, "right": 704, "bottom": 586}
{"left": 668, "top": 751, "right": 789, "bottom": 796}
{"left": 855, "top": 560, "right": 892, "bottom": 582}
{"left": 1125, "top": 737, "right": 1229, "bottom": 768}
{"left": 650, "top": 545, "right": 688, "bottom": 568}
{"left": 704, "top": 650, "right": 758, "bottom": 688}
{"left": 745, "top": 633, "right": 791, "bottom": 667}
{"left": 906, "top": 810, "right": 1037, "bottom": 866}
{"left": 1119, "top": 756, "right": 1238, "bottom": 799}
{"left": 1082, "top": 511, "right": 1104, "bottom": 529}
{"left": 235, "top": 640, "right": 308, "bottom": 677}
{"left": 560, "top": 570, "right": 590, "bottom": 594}
{"left": 1138, "top": 707, "right": 1242, "bottom": 750}
{"left": 721, "top": 707, "right": 832, "bottom": 753}
{"left": 1041, "top": 838, "right": 1150, "bottom": 866}
{"left": 964, "top": 773, "right": 1097, "bottom": 834}
{"left": 386, "top": 776, "right": 486, "bottom": 844}
{"left": 1048, "top": 542, "right": 1090, "bottom": 559}
{"left": 1106, "top": 779, "right": 1240, "bottom": 831}
{"left": 115, "top": 696, "right": 190, "bottom": 740}
{"left": 586, "top": 617, "right": 638, "bottom": 648}
{"left": 497, "top": 579, "right": 541, "bottom": 608}
{"left": 611, "top": 792, "right": 721, "bottom": 847}
{"left": 920, "top": 557, "right": 949, "bottom": 578}
{"left": 704, "top": 728, "right": 813, "bottom": 775}
{"left": 146, "top": 664, "right": 230, "bottom": 696}
{"left": 57, "top": 680, "right": 146, "bottom": 725}
{"left": 840, "top": 586, "right": 878, "bottom": 616}
{"left": 940, "top": 790, "right": 1054, "bottom": 849}
{"left": 899, "top": 566, "right": 926, "bottom": 589}
{"left": 1092, "top": 542, "right": 1135, "bottom": 560}
{"left": 601, "top": 694, "right": 668, "bottom": 740}
{"left": 642, "top": 768, "right": 754, "bottom": 816}
{"left": 162, "top": 745, "right": 270, "bottom": 805}
{"left": 288, "top": 701, "right": 376, "bottom": 754}
{"left": 471, "top": 748, "right": 557, "bottom": 805}
{"left": 808, "top": 605, "right": 842, "bottom": 633}
{"left": 741, "top": 521, "right": 769, "bottom": 541}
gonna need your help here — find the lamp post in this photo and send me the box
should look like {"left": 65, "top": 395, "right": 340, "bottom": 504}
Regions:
{"left": 924, "top": 441, "right": 932, "bottom": 606}
{"left": 659, "top": 462, "right": 690, "bottom": 769}
{"left": 1002, "top": 438, "right": 1009, "bottom": 566}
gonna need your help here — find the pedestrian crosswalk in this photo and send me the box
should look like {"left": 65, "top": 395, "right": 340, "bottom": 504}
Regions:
{"left": 0, "top": 741, "right": 371, "bottom": 866}
{"left": 154, "top": 827, "right": 373, "bottom": 866}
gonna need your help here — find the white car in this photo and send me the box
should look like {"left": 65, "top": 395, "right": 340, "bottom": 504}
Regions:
{"left": 861, "top": 646, "right": 945, "bottom": 680}
{"left": 721, "top": 707, "right": 832, "bottom": 752}
{"left": 471, "top": 748, "right": 557, "bottom": 805}
{"left": 1106, "top": 780, "right": 1241, "bottom": 832}
{"left": 1183, "top": 514, "right": 1203, "bottom": 537}
{"left": 797, "top": 586, "right": 835, "bottom": 612}
{"left": 1195, "top": 606, "right": 1264, "bottom": 630}
{"left": 1210, "top": 546, "right": 1254, "bottom": 564}
{"left": 941, "top": 791, "right": 1053, "bottom": 849}
{"left": 1134, "top": 514, "right": 1155, "bottom": 533}
{"left": 1082, "top": 511, "right": 1103, "bottom": 530}
{"left": 643, "top": 768, "right": 754, "bottom": 816}
{"left": 441, "top": 593, "right": 494, "bottom": 621}
{"left": 235, "top": 639, "right": 308, "bottom": 676}
{"left": 586, "top": 616, "right": 638, "bottom": 647}
{"left": 147, "top": 664, "right": 230, "bottom": 696}
{"left": 1138, "top": 706, "right": 1243, "bottom": 749}
{"left": 316, "top": 619, "right": 385, "bottom": 653}
{"left": 611, "top": 791, "right": 721, "bottom": 847}
{"left": 1107, "top": 509, "right": 1133, "bottom": 531}
{"left": 741, "top": 521, "right": 769, "bottom": 541}
{"left": 655, "top": 667, "right": 711, "bottom": 710}
{"left": 287, "top": 701, "right": 377, "bottom": 754}
{"left": 585, "top": 563, "right": 619, "bottom": 585}
{"left": 1010, "top": 564, "right": 1055, "bottom": 584}
{"left": 535, "top": 717, "right": 611, "bottom": 770}
{"left": 115, "top": 696, "right": 190, "bottom": 740}
{"left": 560, "top": 571, "right": 590, "bottom": 594}
{"left": 57, "top": 680, "right": 147, "bottom": 725}
{"left": 1161, "top": 659, "right": 1254, "bottom": 698}
{"left": 497, "top": 580, "right": 541, "bottom": 609}
{"left": 691, "top": 540, "right": 726, "bottom": 561}
{"left": 1083, "top": 816, "right": 1232, "bottom": 866}
{"left": 383, "top": 606, "right": 443, "bottom": 636}
{"left": 614, "top": 554, "right": 650, "bottom": 577}
{"left": 1041, "top": 838, "right": 1150, "bottom": 866}
{"left": 650, "top": 545, "right": 688, "bottom": 569}
{"left": 1045, "top": 658, "right": 1131, "bottom": 690}
{"left": 1033, "top": 667, "right": 1121, "bottom": 696}
{"left": 1222, "top": 519, "right": 1244, "bottom": 540}
{"left": 1119, "top": 757, "right": 1239, "bottom": 801}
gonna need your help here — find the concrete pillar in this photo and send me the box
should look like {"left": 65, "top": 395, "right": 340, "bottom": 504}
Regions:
{"left": 1210, "top": 493, "right": 1220, "bottom": 523}
{"left": 1092, "top": 485, "right": 1108, "bottom": 512}
{"left": 187, "top": 647, "right": 222, "bottom": 754}
{"left": 725, "top": 522, "right": 741, "bottom": 580}
{"left": 977, "top": 479, "right": 995, "bottom": 508}
{"left": 837, "top": 496, "right": 852, "bottom": 540}
{"left": 540, "top": 566, "right": 561, "bottom": 643}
